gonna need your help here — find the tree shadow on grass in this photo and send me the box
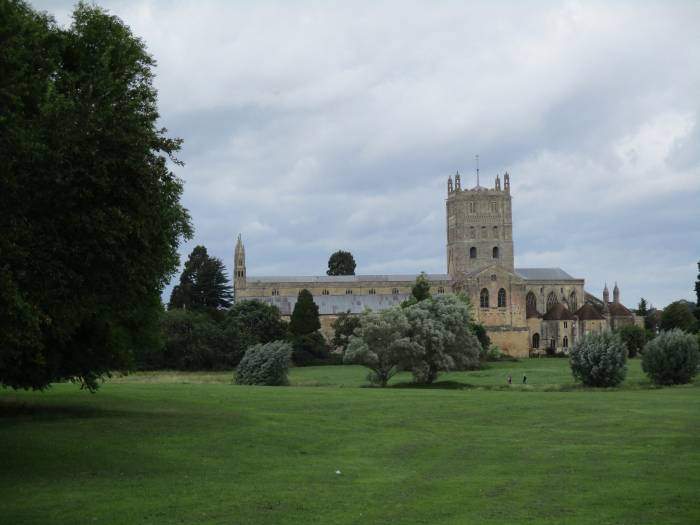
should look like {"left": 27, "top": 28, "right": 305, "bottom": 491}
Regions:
{"left": 390, "top": 380, "right": 476, "bottom": 390}
{"left": 0, "top": 399, "right": 150, "bottom": 420}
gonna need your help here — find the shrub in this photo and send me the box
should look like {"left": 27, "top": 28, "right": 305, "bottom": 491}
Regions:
{"left": 569, "top": 332, "right": 627, "bottom": 387}
{"left": 290, "top": 332, "right": 329, "bottom": 366}
{"left": 472, "top": 323, "right": 491, "bottom": 354}
{"left": 642, "top": 329, "right": 700, "bottom": 385}
{"left": 235, "top": 341, "right": 292, "bottom": 386}
{"left": 344, "top": 307, "right": 414, "bottom": 387}
{"left": 331, "top": 311, "right": 361, "bottom": 352}
{"left": 616, "top": 324, "right": 646, "bottom": 358}
{"left": 404, "top": 295, "right": 481, "bottom": 384}
{"left": 224, "top": 300, "right": 288, "bottom": 347}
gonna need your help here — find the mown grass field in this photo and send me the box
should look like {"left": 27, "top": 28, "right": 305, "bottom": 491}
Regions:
{"left": 1, "top": 360, "right": 699, "bottom": 524}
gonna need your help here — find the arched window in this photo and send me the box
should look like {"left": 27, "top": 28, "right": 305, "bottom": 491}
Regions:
{"left": 526, "top": 291, "right": 537, "bottom": 312}
{"left": 271, "top": 289, "right": 279, "bottom": 296}
{"left": 345, "top": 289, "right": 353, "bottom": 295}
{"left": 322, "top": 289, "right": 330, "bottom": 295}
{"left": 480, "top": 288, "right": 489, "bottom": 308}
{"left": 532, "top": 333, "right": 540, "bottom": 349}
{"left": 569, "top": 291, "right": 577, "bottom": 311}
{"left": 492, "top": 246, "right": 500, "bottom": 259}
{"left": 546, "top": 292, "right": 558, "bottom": 311}
{"left": 469, "top": 202, "right": 475, "bottom": 213}
{"left": 368, "top": 288, "right": 376, "bottom": 295}
{"left": 498, "top": 288, "right": 507, "bottom": 307}
{"left": 438, "top": 287, "right": 445, "bottom": 294}
{"left": 392, "top": 288, "right": 399, "bottom": 295}
{"left": 470, "top": 247, "right": 477, "bottom": 259}
{"left": 490, "top": 201, "right": 497, "bottom": 213}
{"left": 563, "top": 336, "right": 569, "bottom": 348}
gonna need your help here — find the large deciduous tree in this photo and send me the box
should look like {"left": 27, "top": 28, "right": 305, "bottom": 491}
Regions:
{"left": 326, "top": 250, "right": 356, "bottom": 276}
{"left": 169, "top": 246, "right": 232, "bottom": 312}
{"left": 660, "top": 301, "right": 697, "bottom": 333}
{"left": 0, "top": 1, "right": 192, "bottom": 390}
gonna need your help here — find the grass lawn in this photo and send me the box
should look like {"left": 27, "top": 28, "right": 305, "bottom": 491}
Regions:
{"left": 1, "top": 359, "right": 698, "bottom": 524}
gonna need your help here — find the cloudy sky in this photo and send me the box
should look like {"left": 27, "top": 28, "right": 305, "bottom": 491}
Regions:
{"left": 37, "top": 0, "right": 700, "bottom": 308}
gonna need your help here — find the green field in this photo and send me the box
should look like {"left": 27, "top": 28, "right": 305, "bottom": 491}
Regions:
{"left": 1, "top": 360, "right": 699, "bottom": 524}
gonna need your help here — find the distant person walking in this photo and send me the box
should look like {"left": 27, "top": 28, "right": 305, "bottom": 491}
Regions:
{"left": 507, "top": 375, "right": 512, "bottom": 385}
{"left": 523, "top": 375, "right": 527, "bottom": 384}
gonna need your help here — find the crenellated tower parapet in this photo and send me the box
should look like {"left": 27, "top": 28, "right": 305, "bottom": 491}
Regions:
{"left": 446, "top": 170, "right": 514, "bottom": 276}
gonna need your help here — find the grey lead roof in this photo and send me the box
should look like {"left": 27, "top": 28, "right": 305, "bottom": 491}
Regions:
{"left": 515, "top": 268, "right": 578, "bottom": 281}
{"left": 249, "top": 294, "right": 412, "bottom": 315}
{"left": 246, "top": 274, "right": 450, "bottom": 283}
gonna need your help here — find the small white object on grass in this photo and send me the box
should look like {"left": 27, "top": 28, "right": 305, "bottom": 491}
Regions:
{"left": 335, "top": 470, "right": 341, "bottom": 475}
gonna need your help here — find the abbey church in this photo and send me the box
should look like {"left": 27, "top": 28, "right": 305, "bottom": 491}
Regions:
{"left": 233, "top": 171, "right": 641, "bottom": 357}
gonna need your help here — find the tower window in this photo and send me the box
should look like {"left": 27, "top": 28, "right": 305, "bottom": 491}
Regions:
{"left": 369, "top": 288, "right": 376, "bottom": 295}
{"left": 564, "top": 321, "right": 568, "bottom": 328}
{"left": 493, "top": 226, "right": 499, "bottom": 239}
{"left": 345, "top": 289, "right": 353, "bottom": 295}
{"left": 480, "top": 288, "right": 489, "bottom": 308}
{"left": 438, "top": 287, "right": 445, "bottom": 294}
{"left": 498, "top": 288, "right": 507, "bottom": 307}
{"left": 470, "top": 247, "right": 477, "bottom": 259}
{"left": 470, "top": 226, "right": 476, "bottom": 239}
{"left": 392, "top": 288, "right": 399, "bottom": 295}
{"left": 492, "top": 246, "right": 499, "bottom": 259}
{"left": 322, "top": 289, "right": 330, "bottom": 295}
{"left": 469, "top": 202, "right": 475, "bottom": 213}
{"left": 271, "top": 289, "right": 279, "bottom": 296}
{"left": 491, "top": 201, "right": 497, "bottom": 213}
{"left": 481, "top": 226, "right": 487, "bottom": 239}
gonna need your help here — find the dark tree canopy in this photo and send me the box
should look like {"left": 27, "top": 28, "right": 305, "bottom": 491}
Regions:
{"left": 411, "top": 272, "right": 432, "bottom": 302}
{"left": 326, "top": 250, "right": 356, "bottom": 276}
{"left": 225, "top": 300, "right": 288, "bottom": 347}
{"left": 660, "top": 301, "right": 697, "bottom": 333}
{"left": 331, "top": 311, "right": 361, "bottom": 351}
{"left": 289, "top": 289, "right": 321, "bottom": 336}
{"left": 637, "top": 298, "right": 649, "bottom": 317}
{"left": 0, "top": 1, "right": 192, "bottom": 390}
{"left": 695, "top": 260, "right": 700, "bottom": 308}
{"left": 169, "top": 246, "right": 232, "bottom": 311}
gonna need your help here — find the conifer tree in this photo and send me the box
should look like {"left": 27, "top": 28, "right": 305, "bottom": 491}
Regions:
{"left": 289, "top": 289, "right": 321, "bottom": 335}
{"left": 169, "top": 246, "right": 232, "bottom": 311}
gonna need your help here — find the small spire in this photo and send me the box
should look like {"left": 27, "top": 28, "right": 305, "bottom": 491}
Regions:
{"left": 475, "top": 154, "right": 480, "bottom": 188}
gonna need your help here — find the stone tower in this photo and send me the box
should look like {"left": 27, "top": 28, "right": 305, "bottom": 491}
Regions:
{"left": 446, "top": 170, "right": 514, "bottom": 277}
{"left": 233, "top": 234, "right": 246, "bottom": 297}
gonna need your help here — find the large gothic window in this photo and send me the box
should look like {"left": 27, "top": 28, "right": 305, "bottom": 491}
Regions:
{"left": 470, "top": 247, "right": 477, "bottom": 259}
{"left": 526, "top": 291, "right": 537, "bottom": 312}
{"left": 563, "top": 336, "right": 569, "bottom": 348}
{"left": 480, "top": 288, "right": 489, "bottom": 308}
{"left": 492, "top": 246, "right": 499, "bottom": 259}
{"left": 498, "top": 288, "right": 507, "bottom": 307}
{"left": 532, "top": 333, "right": 540, "bottom": 349}
{"left": 569, "top": 291, "right": 578, "bottom": 311}
{"left": 546, "top": 292, "right": 558, "bottom": 311}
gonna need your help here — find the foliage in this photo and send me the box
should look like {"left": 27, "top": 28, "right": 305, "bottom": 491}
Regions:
{"left": 224, "top": 300, "right": 288, "bottom": 348}
{"left": 411, "top": 272, "right": 432, "bottom": 302}
{"left": 0, "top": 1, "right": 192, "bottom": 391}
{"left": 289, "top": 289, "right": 321, "bottom": 336}
{"left": 696, "top": 260, "right": 700, "bottom": 307}
{"left": 569, "top": 332, "right": 627, "bottom": 387}
{"left": 326, "top": 250, "right": 356, "bottom": 276}
{"left": 235, "top": 340, "right": 291, "bottom": 386}
{"left": 344, "top": 308, "right": 414, "bottom": 386}
{"left": 637, "top": 298, "right": 649, "bottom": 317}
{"left": 660, "top": 301, "right": 697, "bottom": 333}
{"left": 158, "top": 309, "right": 243, "bottom": 370}
{"left": 616, "top": 324, "right": 646, "bottom": 358}
{"left": 290, "top": 332, "right": 330, "bottom": 366}
{"left": 403, "top": 295, "right": 482, "bottom": 384}
{"left": 482, "top": 345, "right": 504, "bottom": 361}
{"left": 331, "top": 311, "right": 361, "bottom": 352}
{"left": 642, "top": 329, "right": 700, "bottom": 385}
{"left": 472, "top": 323, "right": 492, "bottom": 354}
{"left": 168, "top": 245, "right": 232, "bottom": 312}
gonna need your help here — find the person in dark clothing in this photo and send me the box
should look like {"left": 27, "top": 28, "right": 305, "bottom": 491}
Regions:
{"left": 507, "top": 375, "right": 512, "bottom": 385}
{"left": 523, "top": 375, "right": 527, "bottom": 384}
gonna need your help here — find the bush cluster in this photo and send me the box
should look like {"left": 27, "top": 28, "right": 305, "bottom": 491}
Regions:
{"left": 569, "top": 332, "right": 627, "bottom": 387}
{"left": 235, "top": 341, "right": 292, "bottom": 386}
{"left": 642, "top": 329, "right": 699, "bottom": 385}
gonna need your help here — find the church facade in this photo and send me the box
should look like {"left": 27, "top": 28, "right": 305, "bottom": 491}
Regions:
{"left": 233, "top": 171, "right": 640, "bottom": 357}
